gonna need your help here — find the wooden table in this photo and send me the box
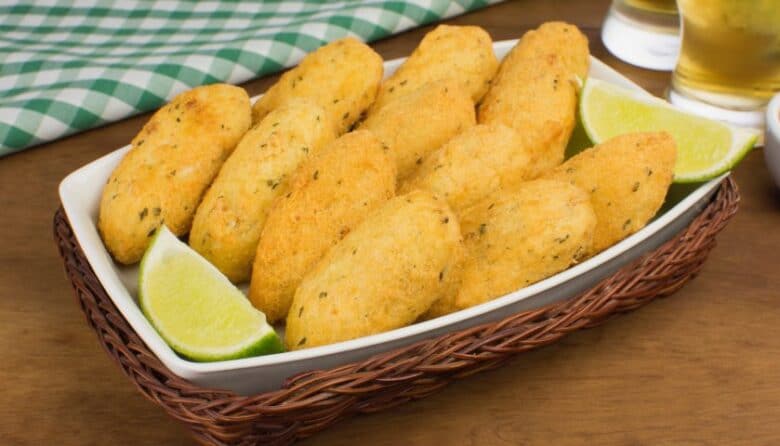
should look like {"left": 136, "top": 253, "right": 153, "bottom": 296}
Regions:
{"left": 3, "top": 0, "right": 780, "bottom": 444}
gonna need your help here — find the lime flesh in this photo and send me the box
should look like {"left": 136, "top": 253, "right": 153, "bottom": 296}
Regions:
{"left": 139, "top": 226, "right": 283, "bottom": 362}
{"left": 580, "top": 78, "right": 758, "bottom": 183}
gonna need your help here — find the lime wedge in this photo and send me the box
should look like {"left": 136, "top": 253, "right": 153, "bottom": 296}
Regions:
{"left": 139, "top": 226, "right": 283, "bottom": 361}
{"left": 580, "top": 78, "right": 758, "bottom": 183}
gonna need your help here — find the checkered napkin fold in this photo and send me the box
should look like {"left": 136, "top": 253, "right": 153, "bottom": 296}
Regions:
{"left": 0, "top": 0, "right": 499, "bottom": 156}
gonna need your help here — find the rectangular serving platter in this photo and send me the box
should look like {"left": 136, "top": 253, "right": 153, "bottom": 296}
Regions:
{"left": 60, "top": 39, "right": 726, "bottom": 395}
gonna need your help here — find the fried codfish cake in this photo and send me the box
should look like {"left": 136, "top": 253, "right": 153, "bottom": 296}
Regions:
{"left": 496, "top": 21, "right": 589, "bottom": 84}
{"left": 478, "top": 22, "right": 589, "bottom": 177}
{"left": 399, "top": 124, "right": 533, "bottom": 212}
{"left": 360, "top": 79, "right": 476, "bottom": 180}
{"left": 426, "top": 179, "right": 596, "bottom": 317}
{"left": 251, "top": 37, "right": 383, "bottom": 134}
{"left": 249, "top": 130, "right": 396, "bottom": 323}
{"left": 370, "top": 25, "right": 498, "bottom": 112}
{"left": 545, "top": 132, "right": 676, "bottom": 254}
{"left": 285, "top": 190, "right": 463, "bottom": 350}
{"left": 189, "top": 99, "right": 337, "bottom": 283}
{"left": 98, "top": 84, "right": 251, "bottom": 264}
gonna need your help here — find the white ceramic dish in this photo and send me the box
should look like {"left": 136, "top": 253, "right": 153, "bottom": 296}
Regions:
{"left": 60, "top": 39, "right": 725, "bottom": 395}
{"left": 763, "top": 93, "right": 780, "bottom": 189}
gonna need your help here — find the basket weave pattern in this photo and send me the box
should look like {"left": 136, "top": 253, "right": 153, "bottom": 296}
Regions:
{"left": 54, "top": 177, "right": 739, "bottom": 446}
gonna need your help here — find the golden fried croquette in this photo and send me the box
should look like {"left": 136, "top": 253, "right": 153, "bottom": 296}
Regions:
{"left": 496, "top": 21, "right": 589, "bottom": 83}
{"left": 399, "top": 123, "right": 533, "bottom": 212}
{"left": 360, "top": 80, "right": 476, "bottom": 180}
{"left": 478, "top": 22, "right": 589, "bottom": 177}
{"left": 98, "top": 84, "right": 251, "bottom": 264}
{"left": 545, "top": 132, "right": 676, "bottom": 254}
{"left": 249, "top": 130, "right": 396, "bottom": 322}
{"left": 371, "top": 25, "right": 498, "bottom": 112}
{"left": 251, "top": 37, "right": 383, "bottom": 134}
{"left": 285, "top": 190, "right": 463, "bottom": 350}
{"left": 189, "top": 99, "right": 337, "bottom": 283}
{"left": 426, "top": 179, "right": 596, "bottom": 317}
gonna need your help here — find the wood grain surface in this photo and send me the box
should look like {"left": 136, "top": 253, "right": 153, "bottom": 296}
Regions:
{"left": 2, "top": 1, "right": 779, "bottom": 444}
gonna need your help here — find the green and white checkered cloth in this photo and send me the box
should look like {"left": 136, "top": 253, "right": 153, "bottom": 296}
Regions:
{"left": 0, "top": 0, "right": 499, "bottom": 157}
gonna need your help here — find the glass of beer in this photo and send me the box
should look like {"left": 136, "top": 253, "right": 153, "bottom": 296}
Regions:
{"left": 602, "top": 0, "right": 681, "bottom": 70}
{"left": 669, "top": 0, "right": 780, "bottom": 128}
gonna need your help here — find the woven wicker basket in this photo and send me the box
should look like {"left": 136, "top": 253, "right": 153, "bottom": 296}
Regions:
{"left": 54, "top": 177, "right": 739, "bottom": 446}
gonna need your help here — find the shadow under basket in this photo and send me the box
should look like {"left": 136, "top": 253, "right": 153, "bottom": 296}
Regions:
{"left": 54, "top": 177, "right": 739, "bottom": 446}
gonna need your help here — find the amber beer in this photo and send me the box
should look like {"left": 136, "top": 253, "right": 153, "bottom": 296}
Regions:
{"left": 612, "top": 0, "right": 678, "bottom": 29}
{"left": 672, "top": 0, "right": 780, "bottom": 109}
{"left": 620, "top": 0, "right": 677, "bottom": 15}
